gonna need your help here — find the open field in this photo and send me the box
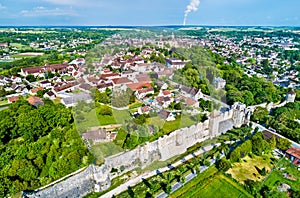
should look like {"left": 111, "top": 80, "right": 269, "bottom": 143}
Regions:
{"left": 170, "top": 166, "right": 252, "bottom": 198}
{"left": 90, "top": 142, "right": 124, "bottom": 161}
{"left": 196, "top": 174, "right": 252, "bottom": 198}
{"left": 75, "top": 106, "right": 131, "bottom": 133}
{"left": 10, "top": 52, "right": 44, "bottom": 58}
{"left": 227, "top": 154, "right": 275, "bottom": 184}
{"left": 148, "top": 114, "right": 197, "bottom": 134}
{"left": 10, "top": 43, "right": 33, "bottom": 51}
{"left": 264, "top": 158, "right": 300, "bottom": 193}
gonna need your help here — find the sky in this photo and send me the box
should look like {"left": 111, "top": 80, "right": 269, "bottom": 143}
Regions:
{"left": 0, "top": 0, "right": 299, "bottom": 26}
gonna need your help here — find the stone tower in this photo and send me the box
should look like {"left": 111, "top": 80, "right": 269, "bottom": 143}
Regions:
{"left": 286, "top": 89, "right": 296, "bottom": 103}
{"left": 232, "top": 102, "right": 252, "bottom": 127}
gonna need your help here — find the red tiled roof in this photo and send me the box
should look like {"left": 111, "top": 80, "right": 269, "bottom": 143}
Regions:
{"left": 126, "top": 82, "right": 152, "bottom": 91}
{"left": 286, "top": 147, "right": 300, "bottom": 159}
{"left": 141, "top": 106, "right": 150, "bottom": 113}
{"left": 30, "top": 87, "right": 44, "bottom": 94}
{"left": 22, "top": 63, "right": 68, "bottom": 74}
{"left": 163, "top": 90, "right": 171, "bottom": 95}
{"left": 8, "top": 96, "right": 19, "bottom": 103}
{"left": 112, "top": 77, "right": 133, "bottom": 85}
{"left": 54, "top": 83, "right": 76, "bottom": 92}
{"left": 27, "top": 96, "right": 44, "bottom": 106}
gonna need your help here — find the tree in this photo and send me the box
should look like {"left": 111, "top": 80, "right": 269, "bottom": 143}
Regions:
{"left": 217, "top": 158, "right": 231, "bottom": 172}
{"left": 99, "top": 105, "right": 112, "bottom": 116}
{"left": 269, "top": 135, "right": 276, "bottom": 150}
{"left": 276, "top": 138, "right": 291, "bottom": 151}
{"left": 26, "top": 74, "right": 36, "bottom": 82}
{"left": 134, "top": 114, "right": 147, "bottom": 125}
{"left": 251, "top": 107, "right": 269, "bottom": 123}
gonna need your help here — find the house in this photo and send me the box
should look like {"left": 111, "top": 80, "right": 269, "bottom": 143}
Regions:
{"left": 286, "top": 147, "right": 300, "bottom": 167}
{"left": 29, "top": 87, "right": 44, "bottom": 95}
{"left": 79, "top": 83, "right": 92, "bottom": 92}
{"left": 135, "top": 87, "right": 154, "bottom": 99}
{"left": 112, "top": 77, "right": 133, "bottom": 86}
{"left": 136, "top": 74, "right": 152, "bottom": 83}
{"left": 61, "top": 92, "right": 93, "bottom": 107}
{"left": 27, "top": 96, "right": 44, "bottom": 107}
{"left": 97, "top": 83, "right": 113, "bottom": 92}
{"left": 177, "top": 96, "right": 199, "bottom": 108}
{"left": 158, "top": 110, "right": 175, "bottom": 121}
{"left": 8, "top": 96, "right": 19, "bottom": 103}
{"left": 20, "top": 63, "right": 68, "bottom": 77}
{"left": 11, "top": 76, "right": 22, "bottom": 83}
{"left": 165, "top": 58, "right": 188, "bottom": 70}
{"left": 53, "top": 82, "right": 76, "bottom": 94}
{"left": 126, "top": 82, "right": 152, "bottom": 91}
{"left": 180, "top": 85, "right": 203, "bottom": 100}
{"left": 43, "top": 91, "right": 56, "bottom": 100}
{"left": 39, "top": 80, "right": 52, "bottom": 89}
{"left": 159, "top": 90, "right": 172, "bottom": 98}
{"left": 286, "top": 89, "right": 296, "bottom": 103}
{"left": 154, "top": 96, "right": 172, "bottom": 108}
{"left": 82, "top": 129, "right": 107, "bottom": 144}
{"left": 138, "top": 106, "right": 150, "bottom": 115}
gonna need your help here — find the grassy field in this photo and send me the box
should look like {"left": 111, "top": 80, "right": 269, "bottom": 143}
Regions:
{"left": 75, "top": 106, "right": 131, "bottom": 133}
{"left": 227, "top": 154, "right": 276, "bottom": 184}
{"left": 128, "top": 101, "right": 143, "bottom": 109}
{"left": 264, "top": 158, "right": 300, "bottom": 192}
{"left": 195, "top": 174, "right": 253, "bottom": 198}
{"left": 170, "top": 166, "right": 252, "bottom": 198}
{"left": 10, "top": 43, "right": 33, "bottom": 51}
{"left": 148, "top": 114, "right": 197, "bottom": 134}
{"left": 90, "top": 142, "right": 124, "bottom": 160}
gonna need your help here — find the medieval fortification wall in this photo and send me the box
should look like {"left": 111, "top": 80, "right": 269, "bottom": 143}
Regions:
{"left": 23, "top": 103, "right": 251, "bottom": 198}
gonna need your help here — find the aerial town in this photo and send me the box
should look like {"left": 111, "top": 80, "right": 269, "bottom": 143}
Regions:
{"left": 0, "top": 26, "right": 300, "bottom": 198}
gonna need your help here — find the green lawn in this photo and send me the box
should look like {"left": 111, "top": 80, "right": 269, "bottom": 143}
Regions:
{"left": 195, "top": 174, "right": 253, "bottom": 198}
{"left": 75, "top": 107, "right": 131, "bottom": 133}
{"left": 171, "top": 166, "right": 252, "bottom": 198}
{"left": 264, "top": 158, "right": 300, "bottom": 192}
{"left": 10, "top": 43, "right": 33, "bottom": 51}
{"left": 227, "top": 155, "right": 276, "bottom": 184}
{"left": 148, "top": 114, "right": 197, "bottom": 134}
{"left": 90, "top": 142, "right": 124, "bottom": 161}
{"left": 129, "top": 102, "right": 143, "bottom": 109}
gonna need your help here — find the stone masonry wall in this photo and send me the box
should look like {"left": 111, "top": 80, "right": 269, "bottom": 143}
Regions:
{"left": 23, "top": 103, "right": 251, "bottom": 197}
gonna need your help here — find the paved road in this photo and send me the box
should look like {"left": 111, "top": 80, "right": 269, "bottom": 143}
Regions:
{"left": 251, "top": 122, "right": 300, "bottom": 149}
{"left": 100, "top": 144, "right": 221, "bottom": 198}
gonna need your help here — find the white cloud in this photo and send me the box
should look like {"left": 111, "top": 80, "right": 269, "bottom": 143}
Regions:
{"left": 41, "top": 0, "right": 102, "bottom": 7}
{"left": 0, "top": 3, "right": 6, "bottom": 10}
{"left": 21, "top": 6, "right": 78, "bottom": 17}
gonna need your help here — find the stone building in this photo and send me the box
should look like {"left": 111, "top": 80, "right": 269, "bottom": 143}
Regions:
{"left": 286, "top": 89, "right": 296, "bottom": 103}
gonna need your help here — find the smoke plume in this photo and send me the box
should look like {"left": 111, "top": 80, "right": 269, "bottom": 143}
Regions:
{"left": 183, "top": 0, "right": 200, "bottom": 26}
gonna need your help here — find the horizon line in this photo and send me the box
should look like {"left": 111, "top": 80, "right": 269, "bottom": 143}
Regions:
{"left": 0, "top": 25, "right": 300, "bottom": 28}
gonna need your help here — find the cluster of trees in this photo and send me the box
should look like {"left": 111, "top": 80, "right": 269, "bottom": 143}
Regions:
{"left": 91, "top": 88, "right": 111, "bottom": 105}
{"left": 111, "top": 89, "right": 136, "bottom": 108}
{"left": 0, "top": 100, "right": 94, "bottom": 197}
{"left": 252, "top": 102, "right": 300, "bottom": 143}
{"left": 171, "top": 46, "right": 284, "bottom": 106}
{"left": 229, "top": 131, "right": 291, "bottom": 164}
{"left": 114, "top": 122, "right": 158, "bottom": 150}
